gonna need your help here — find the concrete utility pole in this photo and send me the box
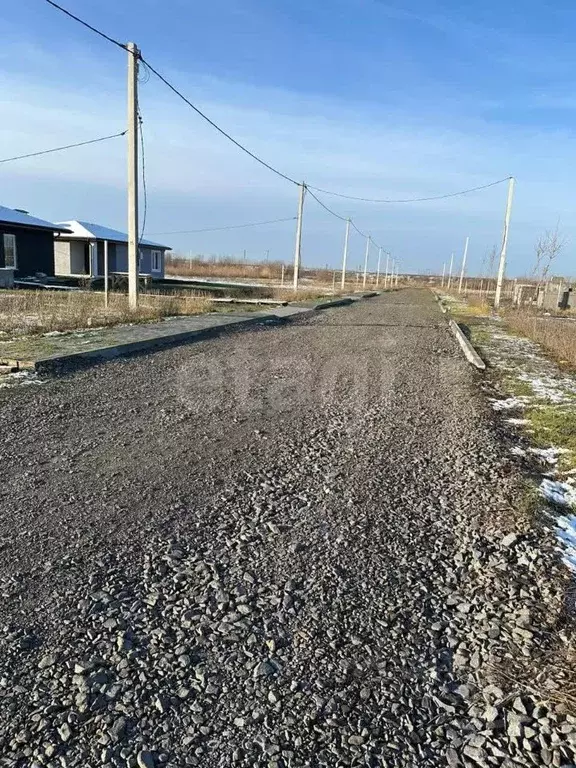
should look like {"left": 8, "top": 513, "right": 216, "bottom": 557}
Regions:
{"left": 292, "top": 182, "right": 306, "bottom": 292}
{"left": 395, "top": 261, "right": 400, "bottom": 286}
{"left": 363, "top": 236, "right": 371, "bottom": 289}
{"left": 446, "top": 252, "right": 454, "bottom": 290}
{"left": 104, "top": 239, "right": 109, "bottom": 309}
{"left": 494, "top": 177, "right": 515, "bottom": 309}
{"left": 127, "top": 42, "right": 140, "bottom": 310}
{"left": 376, "top": 247, "right": 382, "bottom": 286}
{"left": 341, "top": 218, "right": 350, "bottom": 291}
{"left": 441, "top": 262, "right": 446, "bottom": 287}
{"left": 280, "top": 263, "right": 285, "bottom": 287}
{"left": 384, "top": 252, "right": 390, "bottom": 288}
{"left": 458, "top": 236, "right": 469, "bottom": 294}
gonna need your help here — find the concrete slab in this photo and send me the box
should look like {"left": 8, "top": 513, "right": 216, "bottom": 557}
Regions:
{"left": 0, "top": 291, "right": 381, "bottom": 373}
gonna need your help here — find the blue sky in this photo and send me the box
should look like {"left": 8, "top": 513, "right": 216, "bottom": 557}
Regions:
{"left": 1, "top": 0, "right": 576, "bottom": 275}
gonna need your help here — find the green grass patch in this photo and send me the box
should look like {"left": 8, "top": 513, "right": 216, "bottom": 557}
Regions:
{"left": 501, "top": 376, "right": 535, "bottom": 398}
{"left": 524, "top": 405, "right": 576, "bottom": 471}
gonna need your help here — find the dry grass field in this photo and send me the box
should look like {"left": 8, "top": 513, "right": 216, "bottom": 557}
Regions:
{"left": 0, "top": 290, "right": 211, "bottom": 336}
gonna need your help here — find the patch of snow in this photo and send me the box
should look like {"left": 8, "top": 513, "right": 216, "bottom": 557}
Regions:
{"left": 0, "top": 371, "right": 44, "bottom": 389}
{"left": 510, "top": 446, "right": 526, "bottom": 457}
{"left": 507, "top": 418, "right": 529, "bottom": 425}
{"left": 540, "top": 478, "right": 576, "bottom": 508}
{"left": 556, "top": 514, "right": 576, "bottom": 571}
{"left": 491, "top": 396, "right": 528, "bottom": 411}
{"left": 529, "top": 447, "right": 570, "bottom": 465}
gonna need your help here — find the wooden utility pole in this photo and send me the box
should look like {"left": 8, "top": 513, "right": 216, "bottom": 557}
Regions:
{"left": 341, "top": 218, "right": 350, "bottom": 291}
{"left": 293, "top": 182, "right": 306, "bottom": 292}
{"left": 127, "top": 42, "right": 139, "bottom": 310}
{"left": 376, "top": 247, "right": 382, "bottom": 286}
{"left": 458, "top": 236, "right": 469, "bottom": 294}
{"left": 494, "top": 177, "right": 515, "bottom": 309}
{"left": 362, "top": 236, "right": 371, "bottom": 289}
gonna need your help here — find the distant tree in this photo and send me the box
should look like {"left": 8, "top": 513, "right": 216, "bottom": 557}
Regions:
{"left": 533, "top": 224, "right": 566, "bottom": 289}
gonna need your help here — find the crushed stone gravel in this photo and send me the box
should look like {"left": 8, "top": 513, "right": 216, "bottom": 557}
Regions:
{"left": 0, "top": 290, "right": 573, "bottom": 768}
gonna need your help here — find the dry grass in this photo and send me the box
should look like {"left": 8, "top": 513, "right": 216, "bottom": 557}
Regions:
{"left": 165, "top": 254, "right": 374, "bottom": 284}
{"left": 0, "top": 290, "right": 211, "bottom": 336}
{"left": 166, "top": 255, "right": 286, "bottom": 281}
{"left": 503, "top": 308, "right": 576, "bottom": 367}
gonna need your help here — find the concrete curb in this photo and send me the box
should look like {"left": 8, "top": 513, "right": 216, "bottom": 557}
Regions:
{"left": 431, "top": 291, "right": 448, "bottom": 314}
{"left": 448, "top": 319, "right": 486, "bottom": 371}
{"left": 24, "top": 291, "right": 380, "bottom": 373}
{"left": 312, "top": 297, "right": 353, "bottom": 310}
{"left": 32, "top": 315, "right": 278, "bottom": 373}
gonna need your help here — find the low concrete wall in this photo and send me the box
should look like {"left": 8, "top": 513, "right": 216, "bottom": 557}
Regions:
{"left": 0, "top": 268, "right": 14, "bottom": 288}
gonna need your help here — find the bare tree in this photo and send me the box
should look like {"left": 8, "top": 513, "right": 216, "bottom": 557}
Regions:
{"left": 533, "top": 224, "right": 566, "bottom": 289}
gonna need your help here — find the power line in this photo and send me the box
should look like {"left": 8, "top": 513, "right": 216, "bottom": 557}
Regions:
{"left": 350, "top": 219, "right": 368, "bottom": 239}
{"left": 42, "top": 2, "right": 513, "bottom": 208}
{"left": 140, "top": 57, "right": 299, "bottom": 186}
{"left": 306, "top": 187, "right": 349, "bottom": 222}
{"left": 0, "top": 130, "right": 127, "bottom": 164}
{"left": 307, "top": 186, "right": 379, "bottom": 245}
{"left": 137, "top": 110, "right": 147, "bottom": 244}
{"left": 148, "top": 217, "right": 297, "bottom": 236}
{"left": 44, "top": 0, "right": 128, "bottom": 50}
{"left": 307, "top": 176, "right": 512, "bottom": 204}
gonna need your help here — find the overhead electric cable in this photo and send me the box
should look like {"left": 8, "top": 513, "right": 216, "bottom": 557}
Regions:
{"left": 149, "top": 217, "right": 297, "bottom": 236}
{"left": 0, "top": 130, "right": 127, "bottom": 164}
{"left": 44, "top": 0, "right": 128, "bottom": 50}
{"left": 306, "top": 176, "right": 512, "bottom": 204}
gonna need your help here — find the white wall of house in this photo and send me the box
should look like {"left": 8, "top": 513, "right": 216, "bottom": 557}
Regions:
{"left": 54, "top": 240, "right": 90, "bottom": 276}
{"left": 54, "top": 240, "right": 71, "bottom": 275}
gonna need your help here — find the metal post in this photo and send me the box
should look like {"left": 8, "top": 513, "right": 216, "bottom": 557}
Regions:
{"left": 441, "top": 262, "right": 446, "bottom": 287}
{"left": 458, "top": 236, "right": 469, "bottom": 294}
{"left": 362, "top": 236, "right": 371, "bottom": 289}
{"left": 293, "top": 182, "right": 306, "bottom": 292}
{"left": 104, "top": 239, "right": 109, "bottom": 309}
{"left": 127, "top": 42, "right": 139, "bottom": 310}
{"left": 494, "top": 176, "right": 515, "bottom": 309}
{"left": 447, "top": 252, "right": 454, "bottom": 290}
{"left": 341, "top": 218, "right": 350, "bottom": 291}
{"left": 376, "top": 247, "right": 382, "bottom": 286}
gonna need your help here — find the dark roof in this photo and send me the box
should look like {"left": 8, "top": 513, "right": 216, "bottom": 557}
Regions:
{"left": 0, "top": 206, "right": 70, "bottom": 232}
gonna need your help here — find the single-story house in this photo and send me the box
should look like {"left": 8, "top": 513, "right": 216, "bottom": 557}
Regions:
{"left": 54, "top": 221, "right": 170, "bottom": 280}
{"left": 0, "top": 205, "right": 70, "bottom": 282}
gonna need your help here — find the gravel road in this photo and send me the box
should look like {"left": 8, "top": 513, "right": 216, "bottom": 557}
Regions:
{"left": 0, "top": 290, "right": 573, "bottom": 768}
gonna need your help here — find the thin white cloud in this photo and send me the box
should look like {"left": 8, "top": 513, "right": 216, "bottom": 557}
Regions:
{"left": 0, "top": 41, "right": 575, "bottom": 275}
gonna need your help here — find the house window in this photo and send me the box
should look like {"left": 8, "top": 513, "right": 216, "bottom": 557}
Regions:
{"left": 151, "top": 250, "right": 162, "bottom": 272}
{"left": 3, "top": 234, "right": 17, "bottom": 269}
